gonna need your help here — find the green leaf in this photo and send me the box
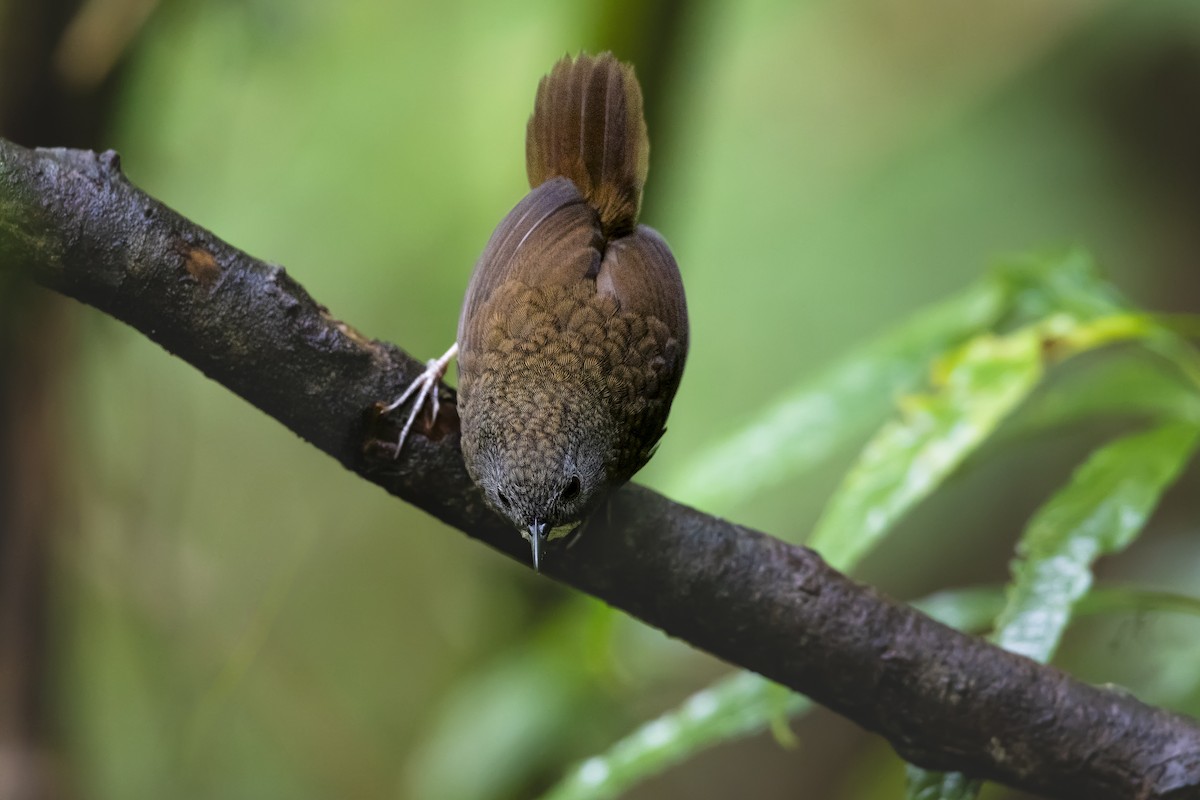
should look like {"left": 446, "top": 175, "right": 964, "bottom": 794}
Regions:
{"left": 1075, "top": 586, "right": 1200, "bottom": 619}
{"left": 907, "top": 421, "right": 1200, "bottom": 798}
{"left": 537, "top": 671, "right": 810, "bottom": 800}
{"left": 904, "top": 765, "right": 981, "bottom": 800}
{"left": 912, "top": 585, "right": 1200, "bottom": 633}
{"left": 659, "top": 248, "right": 1172, "bottom": 524}
{"left": 1012, "top": 355, "right": 1200, "bottom": 435}
{"left": 807, "top": 313, "right": 1154, "bottom": 572}
{"left": 992, "top": 246, "right": 1126, "bottom": 322}
{"left": 993, "top": 420, "right": 1200, "bottom": 661}
{"left": 659, "top": 279, "right": 1007, "bottom": 514}
{"left": 995, "top": 248, "right": 1200, "bottom": 392}
{"left": 539, "top": 581, "right": 1200, "bottom": 800}
{"left": 806, "top": 326, "right": 1041, "bottom": 570}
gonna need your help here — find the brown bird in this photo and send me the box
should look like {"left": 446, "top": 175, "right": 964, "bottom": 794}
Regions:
{"left": 386, "top": 52, "right": 688, "bottom": 569}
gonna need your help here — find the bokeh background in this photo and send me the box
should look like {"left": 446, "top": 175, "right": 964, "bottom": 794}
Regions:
{"left": 3, "top": 1, "right": 1200, "bottom": 799}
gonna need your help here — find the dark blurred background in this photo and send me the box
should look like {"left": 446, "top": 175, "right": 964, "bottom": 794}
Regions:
{"left": 3, "top": 1, "right": 1200, "bottom": 799}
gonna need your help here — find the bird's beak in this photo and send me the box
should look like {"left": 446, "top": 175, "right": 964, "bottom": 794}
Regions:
{"left": 529, "top": 519, "right": 548, "bottom": 572}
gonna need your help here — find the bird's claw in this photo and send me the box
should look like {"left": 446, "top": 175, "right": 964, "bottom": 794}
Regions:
{"left": 382, "top": 343, "right": 458, "bottom": 457}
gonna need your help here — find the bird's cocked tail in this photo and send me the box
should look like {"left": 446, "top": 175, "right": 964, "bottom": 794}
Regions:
{"left": 525, "top": 52, "right": 649, "bottom": 238}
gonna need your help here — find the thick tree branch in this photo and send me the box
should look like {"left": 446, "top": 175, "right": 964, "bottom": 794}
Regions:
{"left": 2, "top": 138, "right": 1199, "bottom": 800}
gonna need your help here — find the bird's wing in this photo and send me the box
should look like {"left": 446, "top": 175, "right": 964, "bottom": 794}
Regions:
{"left": 457, "top": 177, "right": 602, "bottom": 350}
{"left": 596, "top": 224, "right": 689, "bottom": 364}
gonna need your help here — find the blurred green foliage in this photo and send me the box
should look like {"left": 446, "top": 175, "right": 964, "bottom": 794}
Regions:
{"left": 542, "top": 250, "right": 1200, "bottom": 800}
{"left": 907, "top": 420, "right": 1199, "bottom": 799}
{"left": 19, "top": 1, "right": 1200, "bottom": 799}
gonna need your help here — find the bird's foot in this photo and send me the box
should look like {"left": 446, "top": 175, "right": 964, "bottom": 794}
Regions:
{"left": 382, "top": 343, "right": 458, "bottom": 457}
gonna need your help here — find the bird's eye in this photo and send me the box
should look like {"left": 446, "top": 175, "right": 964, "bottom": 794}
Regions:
{"left": 561, "top": 476, "right": 581, "bottom": 501}
{"left": 497, "top": 492, "right": 511, "bottom": 508}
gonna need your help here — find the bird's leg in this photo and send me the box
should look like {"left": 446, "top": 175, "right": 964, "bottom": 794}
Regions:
{"left": 382, "top": 342, "right": 459, "bottom": 456}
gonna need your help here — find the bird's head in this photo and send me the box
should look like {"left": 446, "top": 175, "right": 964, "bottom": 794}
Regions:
{"left": 464, "top": 419, "right": 611, "bottom": 570}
